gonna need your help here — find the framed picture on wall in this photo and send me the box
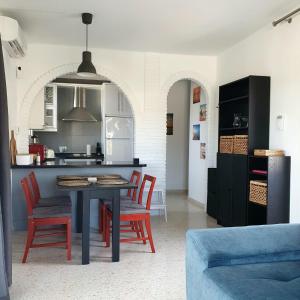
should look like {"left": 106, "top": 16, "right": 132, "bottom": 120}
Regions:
{"left": 166, "top": 113, "right": 174, "bottom": 135}
{"left": 200, "top": 104, "right": 207, "bottom": 121}
{"left": 200, "top": 143, "right": 206, "bottom": 159}
{"left": 192, "top": 124, "right": 200, "bottom": 140}
{"left": 193, "top": 86, "right": 201, "bottom": 104}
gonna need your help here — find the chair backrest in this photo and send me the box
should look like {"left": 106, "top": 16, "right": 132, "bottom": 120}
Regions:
{"left": 127, "top": 170, "right": 141, "bottom": 202}
{"left": 20, "top": 177, "right": 35, "bottom": 216}
{"left": 137, "top": 174, "right": 156, "bottom": 210}
{"left": 28, "top": 171, "right": 40, "bottom": 206}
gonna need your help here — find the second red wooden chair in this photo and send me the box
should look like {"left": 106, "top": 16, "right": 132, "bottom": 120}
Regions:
{"left": 104, "top": 174, "right": 156, "bottom": 253}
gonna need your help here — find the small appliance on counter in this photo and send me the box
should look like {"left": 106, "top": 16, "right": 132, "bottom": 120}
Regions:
{"left": 46, "top": 148, "right": 55, "bottom": 160}
{"left": 28, "top": 129, "right": 39, "bottom": 144}
{"left": 29, "top": 144, "right": 47, "bottom": 162}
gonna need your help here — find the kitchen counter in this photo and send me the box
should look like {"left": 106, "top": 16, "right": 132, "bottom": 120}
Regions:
{"left": 11, "top": 159, "right": 146, "bottom": 169}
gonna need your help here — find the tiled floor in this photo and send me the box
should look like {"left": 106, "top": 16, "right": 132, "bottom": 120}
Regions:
{"left": 10, "top": 191, "right": 218, "bottom": 300}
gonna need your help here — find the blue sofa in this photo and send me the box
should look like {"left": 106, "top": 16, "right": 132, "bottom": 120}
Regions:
{"left": 186, "top": 224, "right": 300, "bottom": 300}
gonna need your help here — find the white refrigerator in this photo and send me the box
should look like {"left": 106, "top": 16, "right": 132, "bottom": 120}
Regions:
{"left": 105, "top": 116, "right": 133, "bottom": 162}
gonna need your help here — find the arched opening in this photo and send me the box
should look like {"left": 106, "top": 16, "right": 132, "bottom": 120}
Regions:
{"left": 162, "top": 71, "right": 216, "bottom": 213}
{"left": 17, "top": 63, "right": 138, "bottom": 153}
{"left": 166, "top": 79, "right": 209, "bottom": 204}
{"left": 25, "top": 70, "right": 136, "bottom": 162}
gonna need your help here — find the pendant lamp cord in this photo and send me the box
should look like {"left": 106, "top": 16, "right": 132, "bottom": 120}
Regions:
{"left": 86, "top": 24, "right": 88, "bottom": 51}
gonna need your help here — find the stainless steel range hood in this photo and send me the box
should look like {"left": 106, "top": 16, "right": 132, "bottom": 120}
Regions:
{"left": 62, "top": 87, "right": 98, "bottom": 122}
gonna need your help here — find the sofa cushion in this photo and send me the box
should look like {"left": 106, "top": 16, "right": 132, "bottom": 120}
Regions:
{"left": 186, "top": 224, "right": 300, "bottom": 269}
{"left": 202, "top": 261, "right": 300, "bottom": 300}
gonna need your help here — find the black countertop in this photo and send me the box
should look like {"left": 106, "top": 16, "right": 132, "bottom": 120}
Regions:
{"left": 11, "top": 159, "right": 146, "bottom": 169}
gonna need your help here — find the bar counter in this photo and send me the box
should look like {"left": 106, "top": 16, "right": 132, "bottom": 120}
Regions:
{"left": 11, "top": 159, "right": 146, "bottom": 169}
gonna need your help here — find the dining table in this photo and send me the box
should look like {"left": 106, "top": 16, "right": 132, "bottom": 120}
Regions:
{"left": 56, "top": 176, "right": 137, "bottom": 265}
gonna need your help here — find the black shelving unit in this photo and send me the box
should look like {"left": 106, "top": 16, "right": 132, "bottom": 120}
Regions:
{"left": 215, "top": 75, "right": 291, "bottom": 227}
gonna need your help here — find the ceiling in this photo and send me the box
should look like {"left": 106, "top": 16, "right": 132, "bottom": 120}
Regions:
{"left": 0, "top": 0, "right": 298, "bottom": 55}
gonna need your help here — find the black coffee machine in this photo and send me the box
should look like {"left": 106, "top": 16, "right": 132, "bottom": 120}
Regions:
{"left": 96, "top": 142, "right": 104, "bottom": 162}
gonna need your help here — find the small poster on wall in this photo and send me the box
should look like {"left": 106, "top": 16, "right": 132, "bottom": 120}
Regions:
{"left": 166, "top": 113, "right": 174, "bottom": 135}
{"left": 200, "top": 104, "right": 207, "bottom": 121}
{"left": 200, "top": 143, "right": 206, "bottom": 159}
{"left": 193, "top": 86, "right": 201, "bottom": 104}
{"left": 192, "top": 124, "right": 200, "bottom": 140}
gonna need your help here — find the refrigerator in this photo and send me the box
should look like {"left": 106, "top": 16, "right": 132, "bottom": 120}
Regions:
{"left": 105, "top": 116, "right": 133, "bottom": 162}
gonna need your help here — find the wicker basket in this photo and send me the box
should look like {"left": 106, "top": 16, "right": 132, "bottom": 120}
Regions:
{"left": 249, "top": 180, "right": 267, "bottom": 206}
{"left": 233, "top": 135, "right": 248, "bottom": 154}
{"left": 220, "top": 136, "right": 234, "bottom": 153}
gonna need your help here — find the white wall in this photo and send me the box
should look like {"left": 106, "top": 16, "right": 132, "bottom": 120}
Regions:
{"left": 4, "top": 43, "right": 217, "bottom": 204}
{"left": 166, "top": 80, "right": 190, "bottom": 190}
{"left": 2, "top": 47, "right": 17, "bottom": 133}
{"left": 218, "top": 17, "right": 300, "bottom": 222}
{"left": 188, "top": 81, "right": 208, "bottom": 203}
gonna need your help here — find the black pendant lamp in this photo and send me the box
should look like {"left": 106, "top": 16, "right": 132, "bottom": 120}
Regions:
{"left": 77, "top": 13, "right": 97, "bottom": 77}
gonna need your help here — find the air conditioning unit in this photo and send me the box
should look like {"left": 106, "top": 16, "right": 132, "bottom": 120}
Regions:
{"left": 0, "top": 16, "right": 27, "bottom": 58}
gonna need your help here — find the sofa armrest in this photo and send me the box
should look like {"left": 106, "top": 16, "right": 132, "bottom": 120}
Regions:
{"left": 186, "top": 224, "right": 300, "bottom": 269}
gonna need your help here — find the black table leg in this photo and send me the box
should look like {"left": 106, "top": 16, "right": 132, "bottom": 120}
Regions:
{"left": 112, "top": 189, "right": 120, "bottom": 262}
{"left": 82, "top": 191, "right": 90, "bottom": 265}
{"left": 76, "top": 191, "right": 83, "bottom": 233}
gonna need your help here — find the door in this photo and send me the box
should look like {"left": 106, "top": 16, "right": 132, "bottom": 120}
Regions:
{"left": 105, "top": 117, "right": 133, "bottom": 139}
{"left": 232, "top": 155, "right": 248, "bottom": 226}
{"left": 105, "top": 139, "right": 133, "bottom": 162}
{"left": 217, "top": 154, "right": 233, "bottom": 226}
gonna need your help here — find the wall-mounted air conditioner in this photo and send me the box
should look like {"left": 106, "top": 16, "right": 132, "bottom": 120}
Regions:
{"left": 0, "top": 16, "right": 27, "bottom": 58}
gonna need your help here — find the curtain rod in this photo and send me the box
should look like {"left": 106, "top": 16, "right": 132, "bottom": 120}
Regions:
{"left": 273, "top": 8, "right": 300, "bottom": 27}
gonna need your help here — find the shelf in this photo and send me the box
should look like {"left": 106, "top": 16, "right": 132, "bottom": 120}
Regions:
{"left": 249, "top": 201, "right": 267, "bottom": 208}
{"left": 219, "top": 95, "right": 248, "bottom": 105}
{"left": 219, "top": 126, "right": 248, "bottom": 132}
{"left": 249, "top": 172, "right": 267, "bottom": 177}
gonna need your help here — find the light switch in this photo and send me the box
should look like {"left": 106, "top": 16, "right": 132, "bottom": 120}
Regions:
{"left": 276, "top": 115, "right": 285, "bottom": 131}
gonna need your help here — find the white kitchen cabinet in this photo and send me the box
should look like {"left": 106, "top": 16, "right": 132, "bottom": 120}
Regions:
{"left": 102, "top": 83, "right": 132, "bottom": 117}
{"left": 29, "top": 84, "right": 58, "bottom": 132}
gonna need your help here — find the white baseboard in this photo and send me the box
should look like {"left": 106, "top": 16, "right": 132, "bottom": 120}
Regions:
{"left": 187, "top": 197, "right": 205, "bottom": 209}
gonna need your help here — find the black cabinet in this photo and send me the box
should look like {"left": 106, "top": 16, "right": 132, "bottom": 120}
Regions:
{"left": 207, "top": 168, "right": 217, "bottom": 218}
{"left": 248, "top": 156, "right": 291, "bottom": 225}
{"left": 217, "top": 154, "right": 248, "bottom": 227}
{"left": 213, "top": 75, "right": 291, "bottom": 227}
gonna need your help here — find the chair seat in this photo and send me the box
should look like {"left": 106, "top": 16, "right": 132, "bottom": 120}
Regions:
{"left": 99, "top": 196, "right": 134, "bottom": 205}
{"left": 108, "top": 202, "right": 149, "bottom": 215}
{"left": 32, "top": 206, "right": 72, "bottom": 219}
{"left": 36, "top": 196, "right": 71, "bottom": 207}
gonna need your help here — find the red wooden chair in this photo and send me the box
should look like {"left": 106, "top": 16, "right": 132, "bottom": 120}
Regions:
{"left": 21, "top": 177, "right": 72, "bottom": 263}
{"left": 99, "top": 170, "right": 141, "bottom": 234}
{"left": 104, "top": 174, "right": 156, "bottom": 253}
{"left": 28, "top": 171, "right": 71, "bottom": 208}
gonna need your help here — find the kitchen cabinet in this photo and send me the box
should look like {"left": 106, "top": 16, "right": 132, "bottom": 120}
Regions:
{"left": 102, "top": 83, "right": 132, "bottom": 117}
{"left": 29, "top": 84, "right": 58, "bottom": 132}
{"left": 217, "top": 153, "right": 248, "bottom": 227}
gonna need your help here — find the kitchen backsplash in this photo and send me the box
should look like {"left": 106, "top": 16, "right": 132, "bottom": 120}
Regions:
{"left": 35, "top": 86, "right": 102, "bottom": 153}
